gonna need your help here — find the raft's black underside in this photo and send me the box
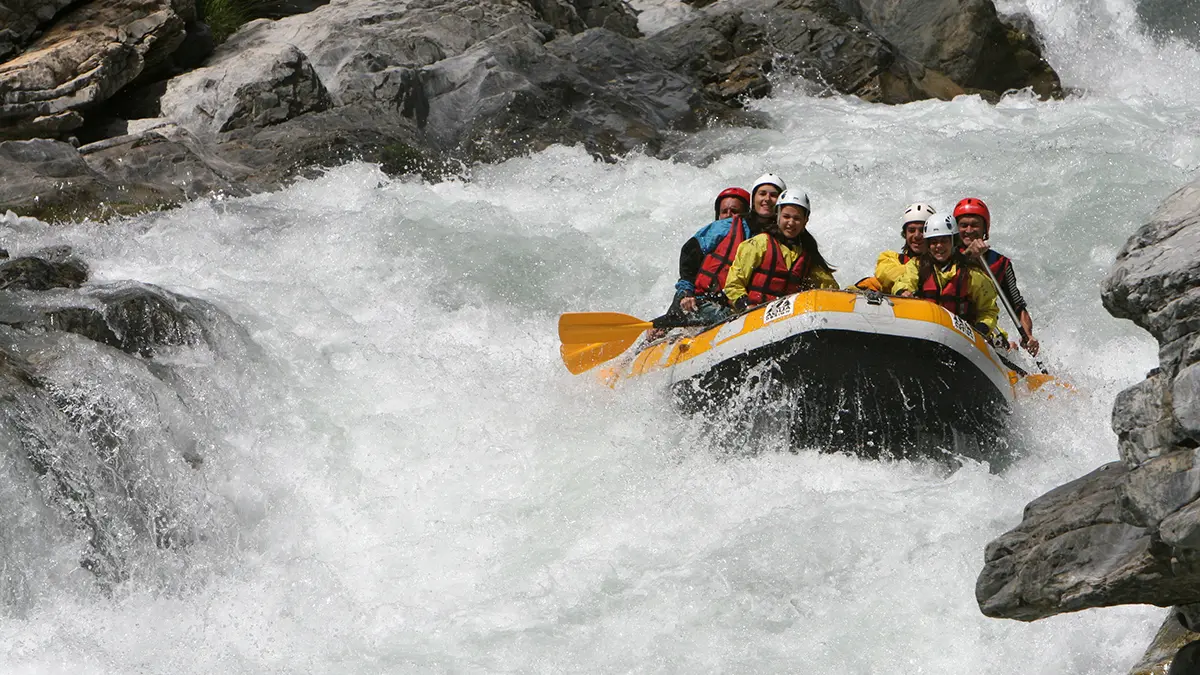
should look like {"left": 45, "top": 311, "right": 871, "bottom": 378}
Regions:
{"left": 671, "top": 330, "right": 1014, "bottom": 468}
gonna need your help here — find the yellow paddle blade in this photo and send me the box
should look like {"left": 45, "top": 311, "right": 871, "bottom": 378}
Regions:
{"left": 560, "top": 337, "right": 640, "bottom": 375}
{"left": 1021, "top": 373, "right": 1076, "bottom": 394}
{"left": 558, "top": 312, "right": 654, "bottom": 344}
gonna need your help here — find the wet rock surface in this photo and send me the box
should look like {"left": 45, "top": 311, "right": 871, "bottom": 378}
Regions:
{"left": 0, "top": 0, "right": 1061, "bottom": 219}
{"left": 0, "top": 244, "right": 250, "bottom": 589}
{"left": 976, "top": 174, "right": 1200, "bottom": 670}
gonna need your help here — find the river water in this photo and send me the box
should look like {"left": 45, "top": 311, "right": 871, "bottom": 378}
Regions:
{"left": 0, "top": 0, "right": 1196, "bottom": 672}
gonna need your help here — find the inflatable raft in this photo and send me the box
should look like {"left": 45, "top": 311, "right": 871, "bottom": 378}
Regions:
{"left": 562, "top": 289, "right": 1044, "bottom": 466}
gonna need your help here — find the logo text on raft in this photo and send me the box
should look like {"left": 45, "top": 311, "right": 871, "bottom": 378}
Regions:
{"left": 951, "top": 313, "right": 974, "bottom": 338}
{"left": 763, "top": 296, "right": 796, "bottom": 323}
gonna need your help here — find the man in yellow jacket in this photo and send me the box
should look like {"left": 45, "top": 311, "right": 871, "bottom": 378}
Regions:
{"left": 893, "top": 212, "right": 999, "bottom": 338}
{"left": 724, "top": 189, "right": 839, "bottom": 311}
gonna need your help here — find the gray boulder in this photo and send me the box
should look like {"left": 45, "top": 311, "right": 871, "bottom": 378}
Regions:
{"left": 649, "top": 0, "right": 1040, "bottom": 106}
{"left": 976, "top": 174, "right": 1200, "bottom": 624}
{"left": 662, "top": 0, "right": 1065, "bottom": 102}
{"left": 0, "top": 139, "right": 178, "bottom": 221}
{"left": 0, "top": 0, "right": 77, "bottom": 61}
{"left": 975, "top": 463, "right": 1178, "bottom": 620}
{"left": 1127, "top": 612, "right": 1200, "bottom": 675}
{"left": 857, "top": 0, "right": 1060, "bottom": 98}
{"left": 78, "top": 125, "right": 250, "bottom": 200}
{"left": 529, "top": 0, "right": 641, "bottom": 36}
{"left": 1105, "top": 180, "right": 1200, "bottom": 346}
{"left": 0, "top": 268, "right": 251, "bottom": 589}
{"left": 152, "top": 0, "right": 744, "bottom": 171}
{"left": 0, "top": 0, "right": 192, "bottom": 140}
{"left": 157, "top": 42, "right": 333, "bottom": 135}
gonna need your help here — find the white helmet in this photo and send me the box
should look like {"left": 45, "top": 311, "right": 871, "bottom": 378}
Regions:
{"left": 775, "top": 189, "right": 810, "bottom": 214}
{"left": 751, "top": 173, "right": 787, "bottom": 195}
{"left": 923, "top": 213, "right": 959, "bottom": 239}
{"left": 903, "top": 203, "right": 936, "bottom": 225}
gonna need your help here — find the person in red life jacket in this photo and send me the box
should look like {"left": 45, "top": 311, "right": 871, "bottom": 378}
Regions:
{"left": 723, "top": 189, "right": 839, "bottom": 311}
{"left": 714, "top": 186, "right": 751, "bottom": 221}
{"left": 893, "top": 213, "right": 999, "bottom": 338}
{"left": 855, "top": 202, "right": 935, "bottom": 292}
{"left": 671, "top": 173, "right": 788, "bottom": 325}
{"left": 953, "top": 197, "right": 1040, "bottom": 355}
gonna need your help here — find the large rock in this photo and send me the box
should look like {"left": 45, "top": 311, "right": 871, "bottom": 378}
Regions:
{"left": 417, "top": 25, "right": 719, "bottom": 161}
{"left": 151, "top": 0, "right": 746, "bottom": 171}
{"left": 79, "top": 124, "right": 250, "bottom": 200}
{"left": 977, "top": 174, "right": 1200, "bottom": 626}
{"left": 0, "top": 0, "right": 77, "bottom": 62}
{"left": 975, "top": 463, "right": 1184, "bottom": 621}
{"left": 0, "top": 0, "right": 192, "bottom": 140}
{"left": 656, "top": 0, "right": 1056, "bottom": 104}
{"left": 1105, "top": 179, "right": 1200, "bottom": 346}
{"left": 856, "top": 0, "right": 1061, "bottom": 98}
{"left": 0, "top": 0, "right": 1065, "bottom": 218}
{"left": 0, "top": 259, "right": 250, "bottom": 588}
{"left": 213, "top": 104, "right": 428, "bottom": 187}
{"left": 157, "top": 42, "right": 333, "bottom": 135}
{"left": 653, "top": 0, "right": 964, "bottom": 106}
{"left": 0, "top": 139, "right": 178, "bottom": 221}
{"left": 529, "top": 0, "right": 640, "bottom": 36}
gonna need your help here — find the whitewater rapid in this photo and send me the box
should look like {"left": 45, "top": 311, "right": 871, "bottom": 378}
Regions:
{"left": 1, "top": 0, "right": 1197, "bottom": 672}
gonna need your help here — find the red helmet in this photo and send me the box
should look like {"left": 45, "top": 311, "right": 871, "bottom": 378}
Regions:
{"left": 714, "top": 187, "right": 751, "bottom": 220}
{"left": 953, "top": 198, "right": 991, "bottom": 234}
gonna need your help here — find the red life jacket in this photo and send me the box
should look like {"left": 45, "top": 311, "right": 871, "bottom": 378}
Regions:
{"left": 693, "top": 216, "right": 746, "bottom": 295}
{"left": 898, "top": 250, "right": 913, "bottom": 265}
{"left": 746, "top": 235, "right": 813, "bottom": 306}
{"left": 917, "top": 263, "right": 975, "bottom": 322}
{"left": 983, "top": 249, "right": 1012, "bottom": 279}
{"left": 958, "top": 246, "right": 1012, "bottom": 279}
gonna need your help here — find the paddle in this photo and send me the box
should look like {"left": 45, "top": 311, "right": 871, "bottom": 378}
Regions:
{"left": 978, "top": 258, "right": 1049, "bottom": 375}
{"left": 558, "top": 311, "right": 703, "bottom": 374}
{"left": 559, "top": 311, "right": 661, "bottom": 344}
{"left": 560, "top": 339, "right": 641, "bottom": 375}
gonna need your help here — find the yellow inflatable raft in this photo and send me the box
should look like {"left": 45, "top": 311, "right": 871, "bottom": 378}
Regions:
{"left": 562, "top": 289, "right": 1046, "bottom": 466}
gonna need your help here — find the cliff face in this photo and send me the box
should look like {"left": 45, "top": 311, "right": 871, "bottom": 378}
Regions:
{"left": 0, "top": 0, "right": 1060, "bottom": 220}
{"left": 976, "top": 175, "right": 1200, "bottom": 670}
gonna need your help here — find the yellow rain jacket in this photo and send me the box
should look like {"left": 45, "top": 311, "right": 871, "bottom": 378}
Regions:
{"left": 892, "top": 259, "right": 1000, "bottom": 334}
{"left": 874, "top": 250, "right": 917, "bottom": 294}
{"left": 723, "top": 233, "right": 839, "bottom": 306}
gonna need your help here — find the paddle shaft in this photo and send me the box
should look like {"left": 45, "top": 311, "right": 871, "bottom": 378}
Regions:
{"left": 978, "top": 258, "right": 1048, "bottom": 375}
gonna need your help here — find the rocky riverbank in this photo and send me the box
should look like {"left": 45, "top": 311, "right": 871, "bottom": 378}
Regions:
{"left": 0, "top": 0, "right": 1060, "bottom": 220}
{"left": 975, "top": 175, "right": 1200, "bottom": 673}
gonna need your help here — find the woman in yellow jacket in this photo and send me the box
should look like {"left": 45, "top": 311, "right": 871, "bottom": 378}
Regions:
{"left": 873, "top": 202, "right": 935, "bottom": 292}
{"left": 723, "top": 189, "right": 838, "bottom": 311}
{"left": 893, "top": 212, "right": 1000, "bottom": 337}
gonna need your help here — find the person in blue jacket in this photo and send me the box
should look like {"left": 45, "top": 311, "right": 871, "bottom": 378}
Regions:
{"left": 670, "top": 173, "right": 787, "bottom": 324}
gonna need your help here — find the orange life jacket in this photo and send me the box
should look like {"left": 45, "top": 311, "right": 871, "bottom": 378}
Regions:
{"left": 917, "top": 263, "right": 975, "bottom": 322}
{"left": 693, "top": 216, "right": 747, "bottom": 295}
{"left": 746, "top": 235, "right": 813, "bottom": 306}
